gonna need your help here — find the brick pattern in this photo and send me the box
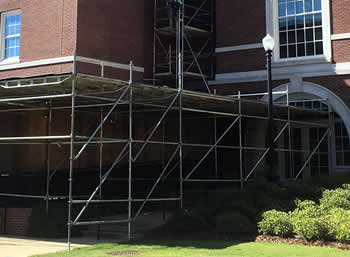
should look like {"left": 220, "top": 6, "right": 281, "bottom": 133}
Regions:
{"left": 330, "top": 0, "right": 350, "bottom": 35}
{"left": 332, "top": 39, "right": 350, "bottom": 63}
{"left": 0, "top": 0, "right": 77, "bottom": 79}
{"left": 305, "top": 75, "right": 350, "bottom": 108}
{"left": 216, "top": 0, "right": 266, "bottom": 47}
{"left": 5, "top": 208, "right": 32, "bottom": 236}
{"left": 216, "top": 48, "right": 266, "bottom": 73}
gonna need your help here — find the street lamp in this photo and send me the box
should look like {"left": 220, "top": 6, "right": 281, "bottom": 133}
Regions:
{"left": 262, "top": 34, "right": 279, "bottom": 182}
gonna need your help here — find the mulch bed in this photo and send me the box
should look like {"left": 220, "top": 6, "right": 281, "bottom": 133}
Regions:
{"left": 256, "top": 235, "right": 350, "bottom": 251}
{"left": 107, "top": 251, "right": 143, "bottom": 256}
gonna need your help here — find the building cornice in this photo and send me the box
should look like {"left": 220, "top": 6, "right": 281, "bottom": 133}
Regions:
{"left": 210, "top": 62, "right": 350, "bottom": 85}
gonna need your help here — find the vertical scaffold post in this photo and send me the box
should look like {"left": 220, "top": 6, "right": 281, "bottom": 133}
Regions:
{"left": 287, "top": 85, "right": 293, "bottom": 178}
{"left": 97, "top": 108, "right": 103, "bottom": 240}
{"left": 238, "top": 92, "right": 243, "bottom": 189}
{"left": 128, "top": 61, "right": 133, "bottom": 240}
{"left": 214, "top": 89, "right": 218, "bottom": 179}
{"left": 153, "top": 0, "right": 157, "bottom": 86}
{"left": 178, "top": 2, "right": 184, "bottom": 209}
{"left": 45, "top": 100, "right": 52, "bottom": 214}
{"left": 68, "top": 50, "right": 77, "bottom": 251}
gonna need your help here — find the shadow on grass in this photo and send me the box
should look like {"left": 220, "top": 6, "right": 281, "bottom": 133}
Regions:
{"left": 120, "top": 239, "right": 246, "bottom": 250}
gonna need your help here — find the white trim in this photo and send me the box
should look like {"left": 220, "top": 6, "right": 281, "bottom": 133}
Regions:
{"left": 0, "top": 56, "right": 74, "bottom": 71}
{"left": 266, "top": 0, "right": 332, "bottom": 63}
{"left": 331, "top": 33, "right": 350, "bottom": 41}
{"left": 0, "top": 10, "right": 22, "bottom": 62}
{"left": 270, "top": 81, "right": 350, "bottom": 171}
{"left": 210, "top": 62, "right": 350, "bottom": 85}
{"left": 76, "top": 56, "right": 144, "bottom": 73}
{"left": 215, "top": 43, "right": 263, "bottom": 53}
{"left": 0, "top": 56, "right": 145, "bottom": 73}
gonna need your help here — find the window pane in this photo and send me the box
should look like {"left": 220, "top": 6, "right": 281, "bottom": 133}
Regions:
{"left": 288, "top": 31, "right": 296, "bottom": 43}
{"left": 297, "top": 29, "right": 305, "bottom": 42}
{"left": 280, "top": 45, "right": 287, "bottom": 58}
{"left": 296, "top": 1, "right": 304, "bottom": 14}
{"left": 297, "top": 43, "right": 306, "bottom": 56}
{"left": 314, "top": 0, "right": 321, "bottom": 11}
{"left": 305, "top": 0, "right": 313, "bottom": 12}
{"left": 287, "top": 2, "right": 296, "bottom": 15}
{"left": 305, "top": 14, "right": 313, "bottom": 27}
{"left": 288, "top": 17, "right": 296, "bottom": 29}
{"left": 306, "top": 42, "right": 315, "bottom": 55}
{"left": 279, "top": 3, "right": 287, "bottom": 16}
{"left": 315, "top": 41, "right": 323, "bottom": 55}
{"left": 306, "top": 28, "right": 314, "bottom": 41}
{"left": 15, "top": 47, "right": 20, "bottom": 57}
{"left": 296, "top": 15, "right": 304, "bottom": 28}
{"left": 314, "top": 13, "right": 322, "bottom": 26}
{"left": 289, "top": 44, "right": 296, "bottom": 57}
{"left": 315, "top": 27, "right": 322, "bottom": 40}
{"left": 279, "top": 18, "right": 287, "bottom": 31}
{"left": 280, "top": 32, "right": 287, "bottom": 44}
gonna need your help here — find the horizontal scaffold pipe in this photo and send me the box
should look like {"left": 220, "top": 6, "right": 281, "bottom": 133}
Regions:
{"left": 0, "top": 193, "right": 46, "bottom": 199}
{"left": 0, "top": 135, "right": 71, "bottom": 141}
{"left": 72, "top": 198, "right": 181, "bottom": 204}
{"left": 73, "top": 219, "right": 129, "bottom": 226}
{"left": 0, "top": 93, "right": 73, "bottom": 102}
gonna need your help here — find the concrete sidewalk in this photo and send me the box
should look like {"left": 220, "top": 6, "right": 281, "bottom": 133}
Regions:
{"left": 0, "top": 236, "right": 90, "bottom": 257}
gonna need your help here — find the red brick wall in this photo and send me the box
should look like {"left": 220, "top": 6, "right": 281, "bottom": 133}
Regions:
{"left": 5, "top": 208, "right": 32, "bottom": 236}
{"left": 330, "top": 0, "right": 350, "bottom": 35}
{"left": 216, "top": 48, "right": 266, "bottom": 73}
{"left": 0, "top": 0, "right": 77, "bottom": 79}
{"left": 305, "top": 75, "right": 350, "bottom": 108}
{"left": 76, "top": 0, "right": 145, "bottom": 81}
{"left": 216, "top": 0, "right": 266, "bottom": 47}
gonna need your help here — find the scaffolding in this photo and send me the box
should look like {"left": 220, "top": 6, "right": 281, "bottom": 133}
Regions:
{"left": 0, "top": 1, "right": 333, "bottom": 249}
{"left": 153, "top": 0, "right": 215, "bottom": 92}
{"left": 0, "top": 51, "right": 331, "bottom": 248}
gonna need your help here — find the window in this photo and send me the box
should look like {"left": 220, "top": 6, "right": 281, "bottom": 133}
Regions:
{"left": 1, "top": 11, "right": 21, "bottom": 62}
{"left": 278, "top": 0, "right": 323, "bottom": 59}
{"left": 335, "top": 120, "right": 350, "bottom": 166}
{"left": 266, "top": 0, "right": 331, "bottom": 62}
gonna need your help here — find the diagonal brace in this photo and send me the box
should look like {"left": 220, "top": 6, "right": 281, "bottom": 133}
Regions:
{"left": 185, "top": 115, "right": 241, "bottom": 181}
{"left": 133, "top": 145, "right": 180, "bottom": 221}
{"left": 244, "top": 122, "right": 289, "bottom": 182}
{"left": 74, "top": 84, "right": 131, "bottom": 161}
{"left": 133, "top": 91, "right": 180, "bottom": 162}
{"left": 294, "top": 128, "right": 329, "bottom": 180}
{"left": 73, "top": 142, "right": 130, "bottom": 225}
{"left": 184, "top": 35, "right": 210, "bottom": 94}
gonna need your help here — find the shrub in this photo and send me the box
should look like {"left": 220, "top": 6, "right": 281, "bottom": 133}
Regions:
{"left": 215, "top": 211, "right": 255, "bottom": 235}
{"left": 258, "top": 210, "right": 293, "bottom": 237}
{"left": 327, "top": 208, "right": 350, "bottom": 242}
{"left": 291, "top": 200, "right": 329, "bottom": 241}
{"left": 320, "top": 184, "right": 350, "bottom": 211}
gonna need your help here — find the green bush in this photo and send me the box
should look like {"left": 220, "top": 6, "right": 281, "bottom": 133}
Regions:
{"left": 258, "top": 210, "right": 293, "bottom": 237}
{"left": 327, "top": 208, "right": 350, "bottom": 242}
{"left": 291, "top": 200, "right": 329, "bottom": 241}
{"left": 320, "top": 184, "right": 350, "bottom": 211}
{"left": 215, "top": 211, "right": 255, "bottom": 235}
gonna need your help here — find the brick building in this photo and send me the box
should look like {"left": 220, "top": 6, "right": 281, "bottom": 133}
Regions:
{"left": 0, "top": 0, "right": 348, "bottom": 237}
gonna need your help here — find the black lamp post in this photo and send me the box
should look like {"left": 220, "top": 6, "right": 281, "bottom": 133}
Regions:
{"left": 262, "top": 34, "right": 279, "bottom": 182}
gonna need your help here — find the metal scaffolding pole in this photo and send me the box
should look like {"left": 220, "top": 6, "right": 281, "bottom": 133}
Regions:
{"left": 128, "top": 62, "right": 133, "bottom": 240}
{"left": 45, "top": 100, "right": 52, "bottom": 214}
{"left": 68, "top": 51, "right": 77, "bottom": 251}
{"left": 97, "top": 108, "right": 103, "bottom": 240}
{"left": 294, "top": 128, "right": 330, "bottom": 180}
{"left": 239, "top": 92, "right": 244, "bottom": 189}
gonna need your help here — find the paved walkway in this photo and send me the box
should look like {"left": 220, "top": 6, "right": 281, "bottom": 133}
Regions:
{"left": 0, "top": 236, "right": 90, "bottom": 257}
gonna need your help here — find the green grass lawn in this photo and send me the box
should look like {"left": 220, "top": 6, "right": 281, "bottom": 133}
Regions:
{"left": 31, "top": 240, "right": 350, "bottom": 257}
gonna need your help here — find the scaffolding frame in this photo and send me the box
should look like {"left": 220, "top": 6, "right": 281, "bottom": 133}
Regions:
{"left": 0, "top": 51, "right": 331, "bottom": 249}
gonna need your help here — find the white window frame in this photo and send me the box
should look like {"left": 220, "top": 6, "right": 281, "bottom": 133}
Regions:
{"left": 266, "top": 0, "right": 331, "bottom": 64}
{"left": 0, "top": 10, "right": 22, "bottom": 65}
